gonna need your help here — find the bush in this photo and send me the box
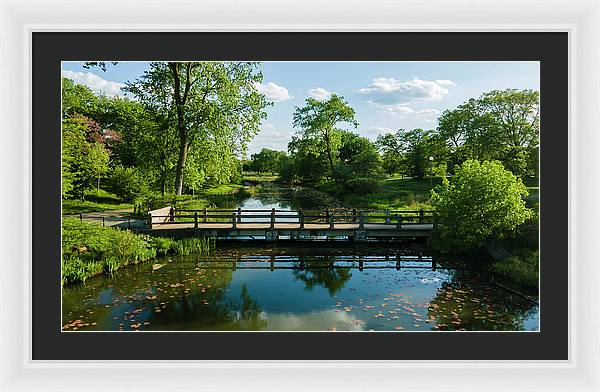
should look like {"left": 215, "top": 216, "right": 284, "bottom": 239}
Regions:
{"left": 340, "top": 178, "right": 380, "bottom": 195}
{"left": 107, "top": 165, "right": 150, "bottom": 203}
{"left": 431, "top": 160, "right": 533, "bottom": 251}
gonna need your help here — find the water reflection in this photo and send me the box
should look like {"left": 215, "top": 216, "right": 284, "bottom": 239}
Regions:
{"left": 293, "top": 257, "right": 353, "bottom": 295}
{"left": 62, "top": 243, "right": 539, "bottom": 332}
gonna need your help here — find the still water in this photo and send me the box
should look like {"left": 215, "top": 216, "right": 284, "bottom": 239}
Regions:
{"left": 62, "top": 189, "right": 539, "bottom": 332}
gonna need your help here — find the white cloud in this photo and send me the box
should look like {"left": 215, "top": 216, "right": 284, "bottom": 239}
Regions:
{"left": 363, "top": 126, "right": 394, "bottom": 138}
{"left": 435, "top": 79, "right": 456, "bottom": 87}
{"left": 374, "top": 104, "right": 415, "bottom": 116}
{"left": 247, "top": 124, "right": 293, "bottom": 155}
{"left": 307, "top": 87, "right": 332, "bottom": 101}
{"left": 61, "top": 70, "right": 126, "bottom": 97}
{"left": 358, "top": 77, "right": 454, "bottom": 106}
{"left": 253, "top": 81, "right": 294, "bottom": 102}
{"left": 415, "top": 108, "right": 440, "bottom": 115}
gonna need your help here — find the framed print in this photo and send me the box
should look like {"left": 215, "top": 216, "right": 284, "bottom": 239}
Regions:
{"left": 1, "top": 0, "right": 599, "bottom": 391}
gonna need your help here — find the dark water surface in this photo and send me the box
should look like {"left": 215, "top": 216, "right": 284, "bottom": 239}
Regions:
{"left": 62, "top": 242, "right": 539, "bottom": 332}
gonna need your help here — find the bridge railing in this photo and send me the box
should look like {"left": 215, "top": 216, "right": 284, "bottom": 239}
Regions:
{"left": 147, "top": 207, "right": 434, "bottom": 229}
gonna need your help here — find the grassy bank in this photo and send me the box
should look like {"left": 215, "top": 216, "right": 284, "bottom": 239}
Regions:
{"left": 492, "top": 249, "right": 539, "bottom": 289}
{"left": 62, "top": 218, "right": 214, "bottom": 285}
{"left": 289, "top": 176, "right": 440, "bottom": 210}
{"left": 62, "top": 189, "right": 133, "bottom": 215}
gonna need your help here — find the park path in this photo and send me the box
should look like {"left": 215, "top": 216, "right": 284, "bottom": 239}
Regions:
{"left": 68, "top": 208, "right": 147, "bottom": 230}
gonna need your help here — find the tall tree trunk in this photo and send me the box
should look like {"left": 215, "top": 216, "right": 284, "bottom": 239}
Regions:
{"left": 174, "top": 139, "right": 188, "bottom": 196}
{"left": 323, "top": 129, "right": 336, "bottom": 181}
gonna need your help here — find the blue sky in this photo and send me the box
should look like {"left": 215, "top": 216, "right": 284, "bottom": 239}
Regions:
{"left": 62, "top": 61, "right": 539, "bottom": 156}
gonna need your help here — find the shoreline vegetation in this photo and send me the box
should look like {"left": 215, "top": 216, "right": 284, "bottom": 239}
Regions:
{"left": 62, "top": 218, "right": 214, "bottom": 285}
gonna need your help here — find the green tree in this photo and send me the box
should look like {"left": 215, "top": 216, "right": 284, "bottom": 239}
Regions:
{"left": 62, "top": 116, "right": 110, "bottom": 199}
{"left": 292, "top": 94, "right": 358, "bottom": 181}
{"left": 249, "top": 148, "right": 287, "bottom": 173}
{"left": 377, "top": 129, "right": 447, "bottom": 178}
{"left": 431, "top": 160, "right": 532, "bottom": 251}
{"left": 126, "top": 62, "right": 269, "bottom": 195}
{"left": 437, "top": 89, "right": 540, "bottom": 175}
{"left": 61, "top": 78, "right": 100, "bottom": 119}
{"left": 282, "top": 136, "right": 331, "bottom": 185}
{"left": 336, "top": 131, "right": 382, "bottom": 180}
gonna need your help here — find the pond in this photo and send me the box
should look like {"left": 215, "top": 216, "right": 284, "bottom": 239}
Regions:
{"left": 62, "top": 186, "right": 540, "bottom": 332}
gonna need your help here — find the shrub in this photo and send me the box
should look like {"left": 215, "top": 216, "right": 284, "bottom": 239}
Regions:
{"left": 107, "top": 165, "right": 150, "bottom": 203}
{"left": 431, "top": 160, "right": 533, "bottom": 251}
{"left": 340, "top": 178, "right": 380, "bottom": 195}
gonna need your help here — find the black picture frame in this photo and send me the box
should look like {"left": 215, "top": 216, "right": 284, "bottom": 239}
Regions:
{"left": 33, "top": 32, "right": 568, "bottom": 360}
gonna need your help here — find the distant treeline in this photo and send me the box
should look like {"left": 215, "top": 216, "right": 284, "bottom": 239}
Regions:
{"left": 245, "top": 89, "right": 539, "bottom": 194}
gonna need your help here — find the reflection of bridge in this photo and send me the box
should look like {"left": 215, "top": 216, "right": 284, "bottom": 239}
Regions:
{"left": 194, "top": 255, "right": 456, "bottom": 271}
{"left": 147, "top": 208, "right": 435, "bottom": 241}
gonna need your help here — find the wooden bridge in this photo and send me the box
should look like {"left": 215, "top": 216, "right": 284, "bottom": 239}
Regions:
{"left": 146, "top": 207, "right": 435, "bottom": 241}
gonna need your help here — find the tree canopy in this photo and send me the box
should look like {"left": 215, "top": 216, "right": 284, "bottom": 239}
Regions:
{"left": 292, "top": 94, "right": 358, "bottom": 181}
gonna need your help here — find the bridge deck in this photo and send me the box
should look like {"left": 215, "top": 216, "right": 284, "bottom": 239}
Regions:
{"left": 151, "top": 222, "right": 434, "bottom": 231}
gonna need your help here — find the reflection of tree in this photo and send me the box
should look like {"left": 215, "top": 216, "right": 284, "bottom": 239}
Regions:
{"left": 146, "top": 264, "right": 266, "bottom": 331}
{"left": 292, "top": 257, "right": 352, "bottom": 296}
{"left": 427, "top": 270, "right": 535, "bottom": 331}
{"left": 255, "top": 185, "right": 293, "bottom": 208}
{"left": 62, "top": 257, "right": 267, "bottom": 331}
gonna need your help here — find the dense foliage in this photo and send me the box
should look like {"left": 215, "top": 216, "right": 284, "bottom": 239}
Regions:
{"left": 431, "top": 160, "right": 533, "bottom": 251}
{"left": 246, "top": 148, "right": 287, "bottom": 173}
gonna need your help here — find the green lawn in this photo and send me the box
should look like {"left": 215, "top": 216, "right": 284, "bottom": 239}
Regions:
{"left": 62, "top": 189, "right": 132, "bottom": 215}
{"left": 242, "top": 172, "right": 279, "bottom": 183}
{"left": 340, "top": 176, "right": 441, "bottom": 210}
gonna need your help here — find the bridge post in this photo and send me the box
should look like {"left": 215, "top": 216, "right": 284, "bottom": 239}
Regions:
{"left": 169, "top": 207, "right": 175, "bottom": 222}
{"left": 419, "top": 208, "right": 424, "bottom": 223}
{"left": 203, "top": 207, "right": 207, "bottom": 223}
{"left": 352, "top": 208, "right": 357, "bottom": 223}
{"left": 231, "top": 213, "right": 237, "bottom": 229}
{"left": 299, "top": 208, "right": 304, "bottom": 228}
{"left": 270, "top": 255, "right": 274, "bottom": 272}
{"left": 237, "top": 207, "right": 242, "bottom": 223}
{"left": 359, "top": 214, "right": 365, "bottom": 229}
{"left": 194, "top": 212, "right": 198, "bottom": 228}
{"left": 270, "top": 208, "right": 276, "bottom": 229}
{"left": 385, "top": 209, "right": 391, "bottom": 224}
{"left": 396, "top": 214, "right": 403, "bottom": 229}
{"left": 147, "top": 213, "right": 152, "bottom": 229}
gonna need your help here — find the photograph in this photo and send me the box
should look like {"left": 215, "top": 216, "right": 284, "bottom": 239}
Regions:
{"left": 60, "top": 60, "right": 540, "bottom": 333}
